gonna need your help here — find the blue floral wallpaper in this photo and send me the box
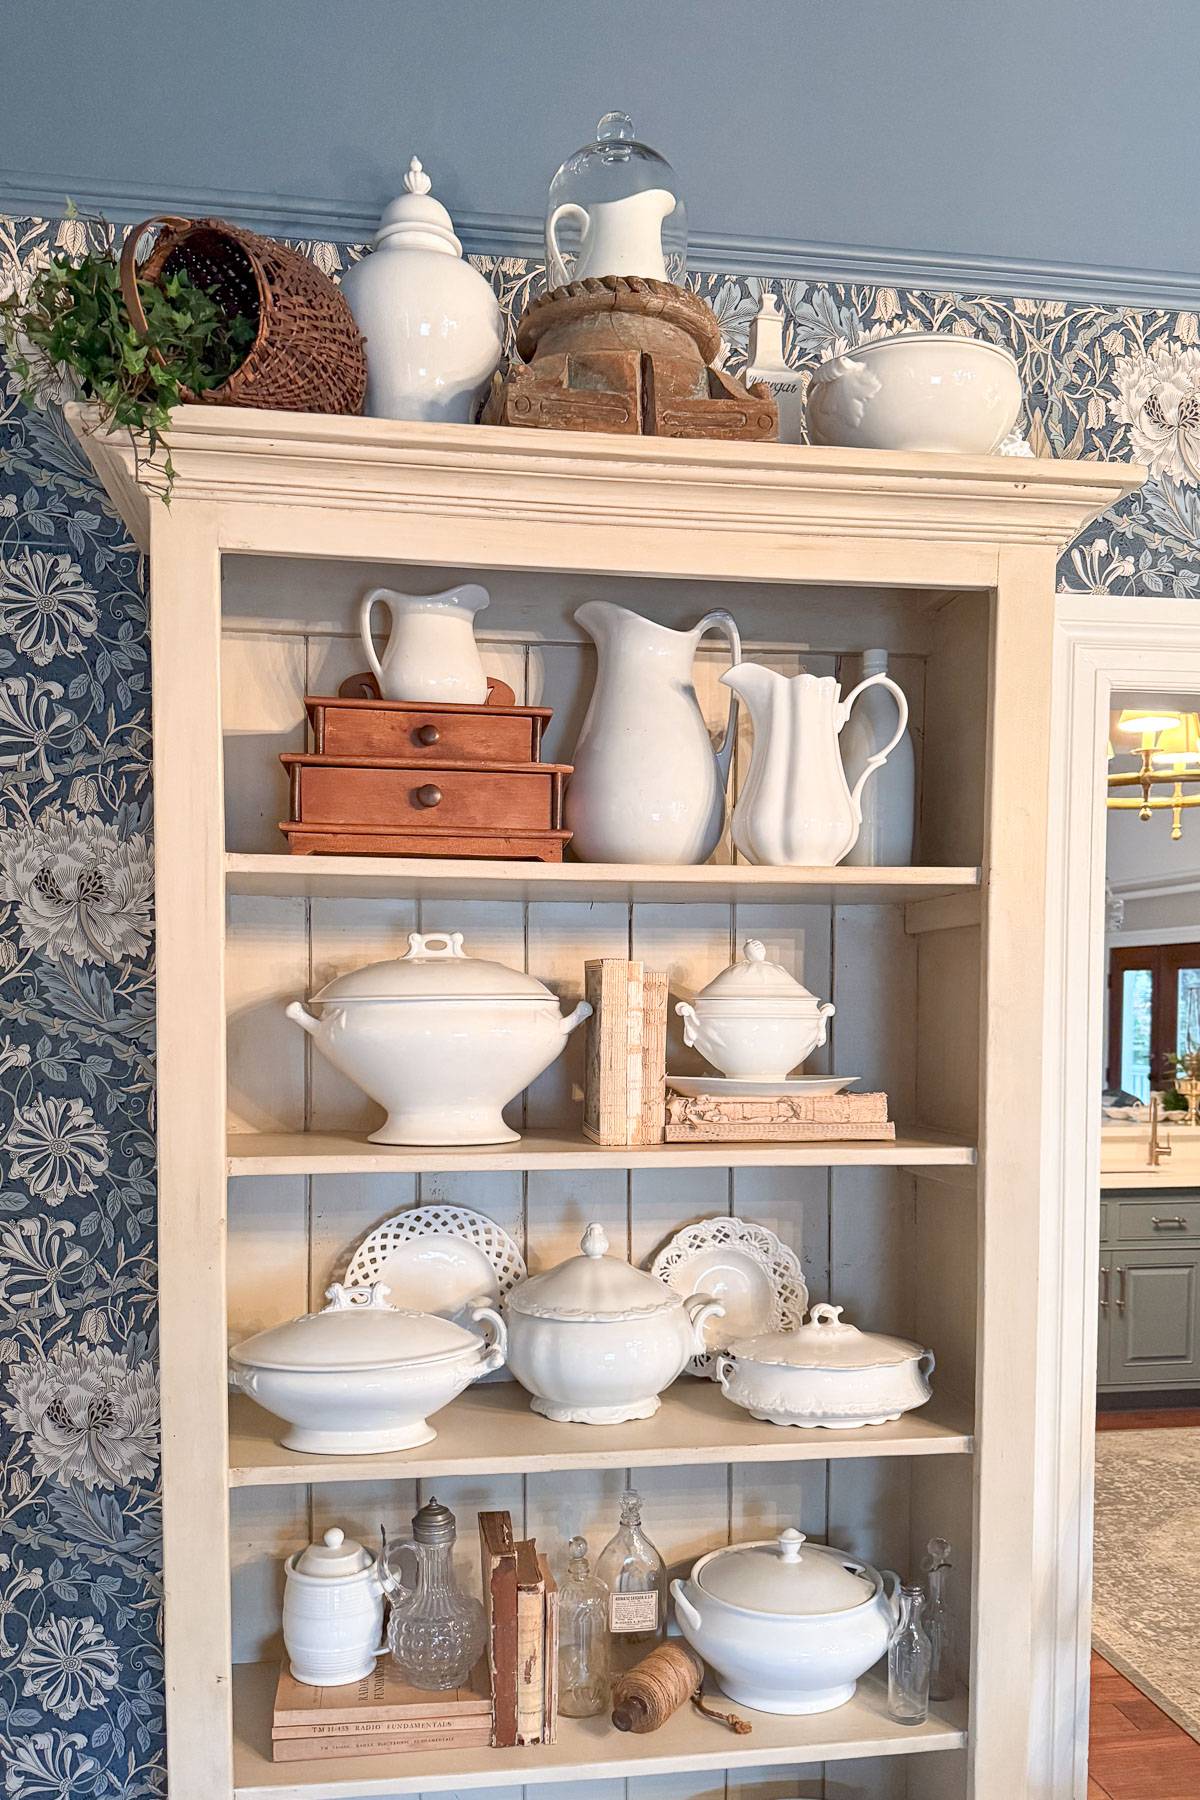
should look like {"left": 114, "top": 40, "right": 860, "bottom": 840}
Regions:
{"left": 0, "top": 209, "right": 1195, "bottom": 1795}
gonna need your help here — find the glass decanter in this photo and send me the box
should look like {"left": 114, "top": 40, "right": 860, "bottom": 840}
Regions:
{"left": 922, "top": 1536, "right": 956, "bottom": 1702}
{"left": 383, "top": 1497, "right": 485, "bottom": 1690}
{"left": 594, "top": 1487, "right": 666, "bottom": 1674}
{"left": 888, "top": 1583, "right": 933, "bottom": 1725}
{"left": 557, "top": 1535, "right": 610, "bottom": 1717}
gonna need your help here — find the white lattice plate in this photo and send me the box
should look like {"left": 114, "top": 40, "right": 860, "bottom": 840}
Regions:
{"left": 666, "top": 1075, "right": 859, "bottom": 1098}
{"left": 649, "top": 1216, "right": 809, "bottom": 1379}
{"left": 343, "top": 1205, "right": 526, "bottom": 1323}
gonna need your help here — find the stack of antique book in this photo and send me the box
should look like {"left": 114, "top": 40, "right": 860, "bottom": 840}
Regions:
{"left": 582, "top": 958, "right": 669, "bottom": 1145}
{"left": 270, "top": 1659, "right": 492, "bottom": 1762}
{"left": 479, "top": 1509, "right": 559, "bottom": 1746}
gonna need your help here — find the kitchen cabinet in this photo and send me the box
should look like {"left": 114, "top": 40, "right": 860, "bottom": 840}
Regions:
{"left": 1099, "top": 1191, "right": 1200, "bottom": 1390}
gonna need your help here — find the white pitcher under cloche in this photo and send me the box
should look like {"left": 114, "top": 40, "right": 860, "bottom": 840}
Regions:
{"left": 359, "top": 583, "right": 490, "bottom": 704}
{"left": 565, "top": 600, "right": 741, "bottom": 864}
{"left": 722, "top": 663, "right": 909, "bottom": 866}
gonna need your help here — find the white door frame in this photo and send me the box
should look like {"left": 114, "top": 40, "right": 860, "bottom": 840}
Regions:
{"left": 1034, "top": 593, "right": 1200, "bottom": 1795}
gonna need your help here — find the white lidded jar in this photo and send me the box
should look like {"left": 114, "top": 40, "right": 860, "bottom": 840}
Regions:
{"left": 283, "top": 1525, "right": 387, "bottom": 1687}
{"left": 340, "top": 157, "right": 503, "bottom": 424}
{"left": 840, "top": 650, "right": 915, "bottom": 866}
{"left": 742, "top": 293, "right": 803, "bottom": 444}
{"left": 674, "top": 940, "right": 835, "bottom": 1080}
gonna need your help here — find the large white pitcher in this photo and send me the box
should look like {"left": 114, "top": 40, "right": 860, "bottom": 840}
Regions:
{"left": 546, "top": 190, "right": 675, "bottom": 287}
{"left": 722, "top": 664, "right": 909, "bottom": 866}
{"left": 566, "top": 601, "right": 741, "bottom": 864}
{"left": 359, "top": 583, "right": 490, "bottom": 704}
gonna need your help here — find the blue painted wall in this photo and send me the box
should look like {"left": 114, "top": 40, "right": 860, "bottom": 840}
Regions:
{"left": 1, "top": 0, "right": 1198, "bottom": 277}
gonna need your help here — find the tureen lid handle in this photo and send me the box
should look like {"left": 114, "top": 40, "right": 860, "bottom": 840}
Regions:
{"left": 809, "top": 1302, "right": 846, "bottom": 1329}
{"left": 322, "top": 1281, "right": 394, "bottom": 1313}
{"left": 778, "top": 1528, "right": 805, "bottom": 1563}
{"left": 743, "top": 940, "right": 767, "bottom": 964}
{"left": 581, "top": 1223, "right": 610, "bottom": 1259}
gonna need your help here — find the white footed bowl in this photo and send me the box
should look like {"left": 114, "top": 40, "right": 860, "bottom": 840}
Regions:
{"left": 807, "top": 331, "right": 1022, "bottom": 455}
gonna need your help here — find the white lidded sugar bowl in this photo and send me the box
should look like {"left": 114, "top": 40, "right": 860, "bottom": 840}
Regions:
{"left": 675, "top": 940, "right": 835, "bottom": 1081}
{"left": 283, "top": 1526, "right": 387, "bottom": 1687}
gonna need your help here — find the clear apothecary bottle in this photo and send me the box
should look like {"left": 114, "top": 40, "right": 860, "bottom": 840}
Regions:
{"left": 922, "top": 1536, "right": 956, "bottom": 1701}
{"left": 887, "top": 1582, "right": 933, "bottom": 1724}
{"left": 595, "top": 1487, "right": 666, "bottom": 1674}
{"left": 557, "top": 1535, "right": 610, "bottom": 1717}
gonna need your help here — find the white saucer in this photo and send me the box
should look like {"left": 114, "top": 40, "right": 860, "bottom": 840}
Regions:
{"left": 666, "top": 1075, "right": 859, "bottom": 1098}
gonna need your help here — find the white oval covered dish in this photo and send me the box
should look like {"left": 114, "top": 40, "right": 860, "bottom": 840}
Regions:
{"left": 671, "top": 1527, "right": 900, "bottom": 1713}
{"left": 286, "top": 931, "right": 591, "bottom": 1146}
{"left": 675, "top": 940, "right": 835, "bottom": 1080}
{"left": 715, "top": 1302, "right": 934, "bottom": 1429}
{"left": 228, "top": 1281, "right": 506, "bottom": 1454}
{"left": 503, "top": 1223, "right": 724, "bottom": 1424}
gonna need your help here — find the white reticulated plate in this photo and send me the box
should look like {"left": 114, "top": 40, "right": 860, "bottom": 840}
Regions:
{"left": 666, "top": 1074, "right": 859, "bottom": 1098}
{"left": 649, "top": 1217, "right": 809, "bottom": 1379}
{"left": 343, "top": 1205, "right": 526, "bottom": 1323}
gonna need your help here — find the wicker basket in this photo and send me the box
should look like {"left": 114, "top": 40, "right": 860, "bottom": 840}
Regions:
{"left": 118, "top": 215, "right": 366, "bottom": 415}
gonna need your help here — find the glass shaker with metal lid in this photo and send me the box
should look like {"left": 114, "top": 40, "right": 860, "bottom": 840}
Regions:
{"left": 383, "top": 1497, "right": 485, "bottom": 1690}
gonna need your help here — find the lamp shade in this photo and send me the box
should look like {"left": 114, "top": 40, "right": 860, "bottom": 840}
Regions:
{"left": 1150, "top": 712, "right": 1200, "bottom": 769}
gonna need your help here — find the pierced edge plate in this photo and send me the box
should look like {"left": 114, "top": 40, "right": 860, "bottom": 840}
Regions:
{"left": 648, "top": 1215, "right": 809, "bottom": 1380}
{"left": 666, "top": 1074, "right": 860, "bottom": 1098}
{"left": 343, "top": 1204, "right": 527, "bottom": 1316}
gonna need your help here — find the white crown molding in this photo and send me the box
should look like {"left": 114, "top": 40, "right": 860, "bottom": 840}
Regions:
{"left": 6, "top": 169, "right": 1200, "bottom": 310}
{"left": 1107, "top": 869, "right": 1200, "bottom": 900}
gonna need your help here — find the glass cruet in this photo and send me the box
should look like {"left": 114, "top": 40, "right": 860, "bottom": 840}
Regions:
{"left": 594, "top": 1486, "right": 666, "bottom": 1674}
{"left": 382, "top": 1497, "right": 485, "bottom": 1690}
{"left": 557, "top": 1535, "right": 610, "bottom": 1717}
{"left": 922, "top": 1535, "right": 956, "bottom": 1701}
{"left": 545, "top": 112, "right": 687, "bottom": 287}
{"left": 888, "top": 1582, "right": 933, "bottom": 1725}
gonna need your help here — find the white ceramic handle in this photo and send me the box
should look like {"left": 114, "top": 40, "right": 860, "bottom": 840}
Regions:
{"left": 693, "top": 609, "right": 742, "bottom": 784}
{"left": 404, "top": 931, "right": 466, "bottom": 960}
{"left": 919, "top": 1347, "right": 936, "bottom": 1381}
{"left": 838, "top": 674, "right": 909, "bottom": 828}
{"left": 815, "top": 999, "right": 836, "bottom": 1048}
{"left": 808, "top": 1302, "right": 845, "bottom": 1328}
{"left": 285, "top": 1000, "right": 319, "bottom": 1039}
{"left": 470, "top": 1304, "right": 508, "bottom": 1375}
{"left": 881, "top": 1567, "right": 902, "bottom": 1622}
{"left": 670, "top": 1577, "right": 702, "bottom": 1634}
{"left": 560, "top": 999, "right": 594, "bottom": 1037}
{"left": 683, "top": 1292, "right": 725, "bottom": 1354}
{"left": 546, "top": 201, "right": 589, "bottom": 288}
{"left": 359, "top": 588, "right": 395, "bottom": 692}
{"left": 713, "top": 1354, "right": 734, "bottom": 1391}
{"left": 229, "top": 1366, "right": 259, "bottom": 1398}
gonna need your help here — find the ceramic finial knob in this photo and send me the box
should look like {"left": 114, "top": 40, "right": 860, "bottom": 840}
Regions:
{"left": 404, "top": 157, "right": 433, "bottom": 197}
{"left": 324, "top": 1528, "right": 345, "bottom": 1549}
{"left": 743, "top": 940, "right": 767, "bottom": 963}
{"left": 581, "top": 1223, "right": 610, "bottom": 1258}
{"left": 779, "top": 1529, "right": 806, "bottom": 1562}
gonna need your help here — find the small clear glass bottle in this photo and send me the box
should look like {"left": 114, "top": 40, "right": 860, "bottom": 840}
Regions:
{"left": 384, "top": 1497, "right": 486, "bottom": 1691}
{"left": 557, "top": 1535, "right": 610, "bottom": 1717}
{"left": 888, "top": 1583, "right": 933, "bottom": 1725}
{"left": 922, "top": 1536, "right": 956, "bottom": 1702}
{"left": 595, "top": 1487, "right": 666, "bottom": 1674}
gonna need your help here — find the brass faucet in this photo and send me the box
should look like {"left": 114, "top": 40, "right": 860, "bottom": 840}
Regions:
{"left": 1148, "top": 1093, "right": 1173, "bottom": 1168}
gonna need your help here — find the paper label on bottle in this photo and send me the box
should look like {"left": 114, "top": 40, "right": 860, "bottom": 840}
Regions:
{"left": 609, "top": 1591, "right": 659, "bottom": 1633}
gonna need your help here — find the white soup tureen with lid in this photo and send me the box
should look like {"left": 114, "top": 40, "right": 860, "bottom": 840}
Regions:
{"left": 675, "top": 940, "right": 835, "bottom": 1080}
{"left": 671, "top": 1526, "right": 900, "bottom": 1714}
{"left": 228, "top": 1281, "right": 506, "bottom": 1453}
{"left": 715, "top": 1302, "right": 935, "bottom": 1429}
{"left": 503, "top": 1223, "right": 724, "bottom": 1424}
{"left": 286, "top": 931, "right": 592, "bottom": 1146}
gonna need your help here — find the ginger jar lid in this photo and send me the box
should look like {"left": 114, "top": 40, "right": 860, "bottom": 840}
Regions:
{"left": 375, "top": 157, "right": 464, "bottom": 257}
{"left": 308, "top": 932, "right": 557, "bottom": 1005}
{"left": 229, "top": 1283, "right": 483, "bottom": 1374}
{"left": 695, "top": 941, "right": 823, "bottom": 1009}
{"left": 293, "top": 1527, "right": 374, "bottom": 1578}
{"left": 694, "top": 1529, "right": 877, "bottom": 1617}
{"left": 728, "top": 1303, "right": 926, "bottom": 1371}
{"left": 506, "top": 1223, "right": 678, "bottom": 1322}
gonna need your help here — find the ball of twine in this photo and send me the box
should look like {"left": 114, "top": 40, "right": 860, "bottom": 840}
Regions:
{"left": 610, "top": 1642, "right": 750, "bottom": 1735}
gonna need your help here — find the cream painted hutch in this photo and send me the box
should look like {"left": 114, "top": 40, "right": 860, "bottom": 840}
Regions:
{"left": 70, "top": 405, "right": 1140, "bottom": 1800}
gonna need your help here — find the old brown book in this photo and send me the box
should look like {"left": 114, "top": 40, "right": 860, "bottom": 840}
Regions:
{"left": 272, "top": 1658, "right": 490, "bottom": 1731}
{"left": 515, "top": 1538, "right": 545, "bottom": 1746}
{"left": 271, "top": 1723, "right": 493, "bottom": 1762}
{"left": 538, "top": 1550, "right": 559, "bottom": 1745}
{"left": 478, "top": 1510, "right": 518, "bottom": 1747}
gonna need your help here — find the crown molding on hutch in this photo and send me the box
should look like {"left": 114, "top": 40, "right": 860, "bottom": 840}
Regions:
{"left": 6, "top": 167, "right": 1200, "bottom": 312}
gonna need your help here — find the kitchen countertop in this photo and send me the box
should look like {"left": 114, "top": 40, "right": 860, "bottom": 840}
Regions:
{"left": 1101, "top": 1123, "right": 1200, "bottom": 1188}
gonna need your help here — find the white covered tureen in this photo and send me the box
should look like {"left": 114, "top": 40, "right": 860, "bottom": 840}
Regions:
{"left": 715, "top": 1302, "right": 934, "bottom": 1429}
{"left": 671, "top": 1527, "right": 900, "bottom": 1714}
{"left": 503, "top": 1223, "right": 724, "bottom": 1424}
{"left": 228, "top": 1282, "right": 506, "bottom": 1453}
{"left": 286, "top": 931, "right": 591, "bottom": 1146}
{"left": 675, "top": 940, "right": 835, "bottom": 1080}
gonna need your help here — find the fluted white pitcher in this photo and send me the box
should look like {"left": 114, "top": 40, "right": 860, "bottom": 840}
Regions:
{"left": 722, "top": 664, "right": 909, "bottom": 866}
{"left": 566, "top": 601, "right": 741, "bottom": 864}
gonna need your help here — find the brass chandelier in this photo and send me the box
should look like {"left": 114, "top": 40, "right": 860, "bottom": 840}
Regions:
{"left": 1107, "top": 709, "right": 1200, "bottom": 840}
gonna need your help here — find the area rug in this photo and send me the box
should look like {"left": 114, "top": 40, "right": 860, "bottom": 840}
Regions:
{"left": 1093, "top": 1427, "right": 1200, "bottom": 1742}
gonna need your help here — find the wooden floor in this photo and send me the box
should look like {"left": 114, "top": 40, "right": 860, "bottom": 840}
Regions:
{"left": 1089, "top": 1654, "right": 1200, "bottom": 1798}
{"left": 1096, "top": 1406, "right": 1200, "bottom": 1432}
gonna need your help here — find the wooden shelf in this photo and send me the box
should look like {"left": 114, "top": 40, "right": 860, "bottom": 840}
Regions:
{"left": 225, "top": 852, "right": 981, "bottom": 909}
{"left": 226, "top": 1124, "right": 976, "bottom": 1177}
{"left": 231, "top": 1660, "right": 967, "bottom": 1797}
{"left": 228, "top": 1380, "right": 974, "bottom": 1488}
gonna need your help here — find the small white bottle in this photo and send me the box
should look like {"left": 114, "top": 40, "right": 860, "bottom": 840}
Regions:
{"left": 841, "top": 648, "right": 915, "bottom": 866}
{"left": 742, "top": 292, "right": 804, "bottom": 443}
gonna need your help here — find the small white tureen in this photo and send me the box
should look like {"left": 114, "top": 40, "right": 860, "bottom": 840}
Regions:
{"left": 286, "top": 931, "right": 591, "bottom": 1146}
{"left": 715, "top": 1302, "right": 934, "bottom": 1430}
{"left": 228, "top": 1282, "right": 506, "bottom": 1454}
{"left": 671, "top": 1527, "right": 900, "bottom": 1714}
{"left": 675, "top": 940, "right": 835, "bottom": 1080}
{"left": 503, "top": 1223, "right": 724, "bottom": 1424}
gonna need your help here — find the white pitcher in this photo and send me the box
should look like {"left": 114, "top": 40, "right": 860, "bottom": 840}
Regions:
{"left": 565, "top": 601, "right": 741, "bottom": 864}
{"left": 546, "top": 189, "right": 675, "bottom": 287}
{"left": 722, "top": 664, "right": 909, "bottom": 866}
{"left": 359, "top": 583, "right": 490, "bottom": 704}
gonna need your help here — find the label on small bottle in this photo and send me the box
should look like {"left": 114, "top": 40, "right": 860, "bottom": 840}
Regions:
{"left": 609, "top": 1591, "right": 659, "bottom": 1633}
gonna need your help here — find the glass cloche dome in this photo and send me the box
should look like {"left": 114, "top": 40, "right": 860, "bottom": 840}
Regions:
{"left": 545, "top": 112, "right": 687, "bottom": 289}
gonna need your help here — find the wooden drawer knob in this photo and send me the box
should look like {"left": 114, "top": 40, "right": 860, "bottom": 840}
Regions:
{"left": 415, "top": 784, "right": 443, "bottom": 808}
{"left": 415, "top": 724, "right": 440, "bottom": 745}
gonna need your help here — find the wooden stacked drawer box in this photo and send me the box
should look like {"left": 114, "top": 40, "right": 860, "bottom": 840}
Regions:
{"left": 279, "top": 689, "right": 572, "bottom": 860}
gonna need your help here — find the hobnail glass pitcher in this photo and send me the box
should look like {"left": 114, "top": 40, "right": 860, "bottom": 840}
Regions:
{"left": 383, "top": 1498, "right": 485, "bottom": 1690}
